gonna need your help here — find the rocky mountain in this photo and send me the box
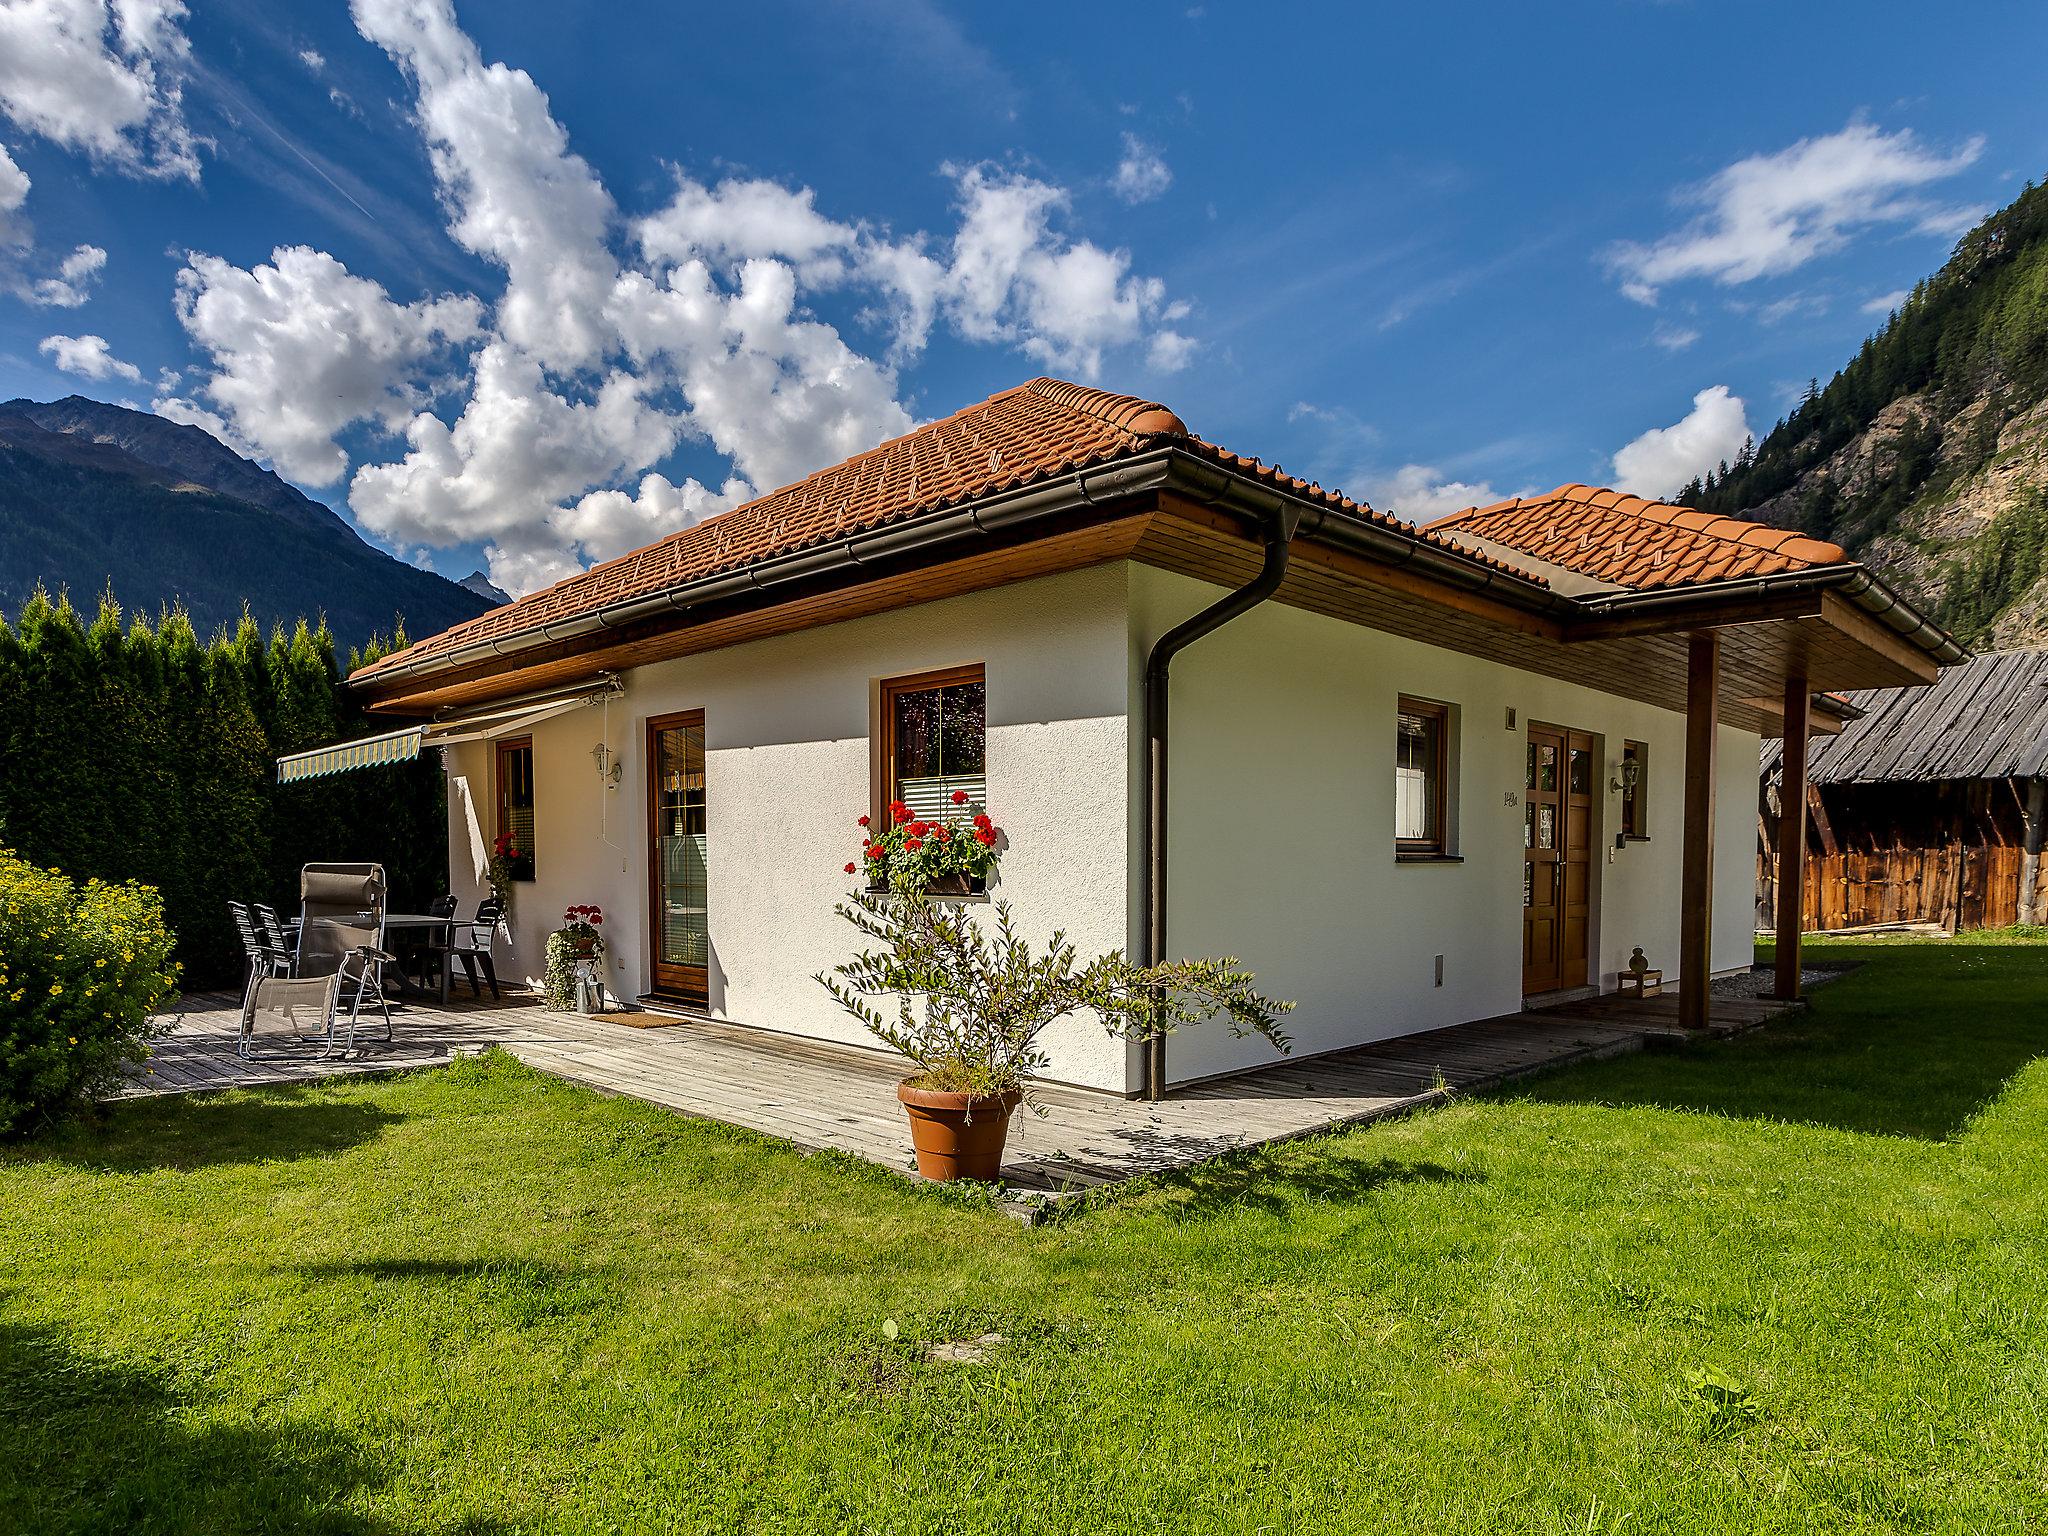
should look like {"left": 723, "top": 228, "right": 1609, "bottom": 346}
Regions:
{"left": 0, "top": 395, "right": 491, "bottom": 650}
{"left": 1682, "top": 180, "right": 2048, "bottom": 650}
{"left": 457, "top": 569, "right": 511, "bottom": 605}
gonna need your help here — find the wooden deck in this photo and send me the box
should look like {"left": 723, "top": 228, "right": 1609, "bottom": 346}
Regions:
{"left": 126, "top": 986, "right": 1801, "bottom": 1203}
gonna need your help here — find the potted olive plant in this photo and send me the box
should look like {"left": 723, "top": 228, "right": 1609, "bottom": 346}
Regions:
{"left": 818, "top": 809, "right": 1293, "bottom": 1182}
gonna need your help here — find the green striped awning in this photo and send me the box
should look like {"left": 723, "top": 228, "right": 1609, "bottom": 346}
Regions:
{"left": 276, "top": 727, "right": 424, "bottom": 784}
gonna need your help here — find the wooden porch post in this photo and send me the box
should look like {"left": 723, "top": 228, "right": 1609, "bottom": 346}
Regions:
{"left": 1679, "top": 630, "right": 1719, "bottom": 1031}
{"left": 2020, "top": 778, "right": 2048, "bottom": 927}
{"left": 1774, "top": 672, "right": 1811, "bottom": 1000}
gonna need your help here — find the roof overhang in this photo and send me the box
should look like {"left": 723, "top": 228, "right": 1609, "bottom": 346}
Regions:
{"left": 345, "top": 448, "right": 1959, "bottom": 733}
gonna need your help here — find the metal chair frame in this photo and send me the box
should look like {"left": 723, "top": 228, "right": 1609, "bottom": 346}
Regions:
{"left": 294, "top": 863, "right": 397, "bottom": 1046}
{"left": 238, "top": 969, "right": 346, "bottom": 1061}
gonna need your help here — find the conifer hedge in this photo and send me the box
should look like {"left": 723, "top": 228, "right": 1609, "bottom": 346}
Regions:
{"left": 0, "top": 592, "right": 449, "bottom": 989}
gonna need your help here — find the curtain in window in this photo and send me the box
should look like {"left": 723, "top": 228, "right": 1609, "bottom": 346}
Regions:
{"left": 1395, "top": 710, "right": 1438, "bottom": 842}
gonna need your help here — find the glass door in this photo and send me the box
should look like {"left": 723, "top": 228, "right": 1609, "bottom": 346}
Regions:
{"left": 647, "top": 711, "right": 707, "bottom": 1006}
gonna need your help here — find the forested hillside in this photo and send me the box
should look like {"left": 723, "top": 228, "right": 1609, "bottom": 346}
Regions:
{"left": 1681, "top": 179, "right": 2048, "bottom": 648}
{"left": 0, "top": 397, "right": 491, "bottom": 651}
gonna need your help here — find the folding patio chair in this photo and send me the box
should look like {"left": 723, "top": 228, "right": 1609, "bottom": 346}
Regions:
{"left": 239, "top": 969, "right": 345, "bottom": 1061}
{"left": 251, "top": 903, "right": 294, "bottom": 968}
{"left": 294, "top": 863, "right": 397, "bottom": 1046}
{"left": 227, "top": 901, "right": 291, "bottom": 987}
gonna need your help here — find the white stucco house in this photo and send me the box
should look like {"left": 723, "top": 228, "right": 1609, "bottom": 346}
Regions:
{"left": 292, "top": 378, "right": 1957, "bottom": 1098}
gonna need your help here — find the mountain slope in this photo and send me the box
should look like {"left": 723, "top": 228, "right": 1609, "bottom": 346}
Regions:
{"left": 1683, "top": 180, "right": 2048, "bottom": 648}
{"left": 0, "top": 397, "right": 491, "bottom": 648}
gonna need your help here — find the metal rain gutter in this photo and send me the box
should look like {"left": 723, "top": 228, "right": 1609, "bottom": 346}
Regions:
{"left": 349, "top": 457, "right": 1180, "bottom": 694}
{"left": 1575, "top": 562, "right": 1967, "bottom": 666}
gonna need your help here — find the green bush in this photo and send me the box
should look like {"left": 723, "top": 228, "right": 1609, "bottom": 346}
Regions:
{"left": 0, "top": 848, "right": 180, "bottom": 1136}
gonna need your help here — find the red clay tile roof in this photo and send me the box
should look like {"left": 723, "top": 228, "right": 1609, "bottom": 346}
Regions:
{"left": 1423, "top": 483, "right": 1848, "bottom": 591}
{"left": 352, "top": 376, "right": 1535, "bottom": 682}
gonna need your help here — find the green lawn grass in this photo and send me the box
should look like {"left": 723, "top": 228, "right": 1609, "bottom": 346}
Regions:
{"left": 5, "top": 933, "right": 2047, "bottom": 1534}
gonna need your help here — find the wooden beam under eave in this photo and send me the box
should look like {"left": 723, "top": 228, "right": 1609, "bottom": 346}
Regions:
{"left": 1816, "top": 590, "right": 1942, "bottom": 685}
{"left": 1679, "top": 630, "right": 1719, "bottom": 1031}
{"left": 1774, "top": 672, "right": 1811, "bottom": 1000}
{"left": 1562, "top": 589, "right": 1824, "bottom": 644}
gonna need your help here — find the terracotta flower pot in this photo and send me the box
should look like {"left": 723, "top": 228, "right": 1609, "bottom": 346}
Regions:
{"left": 896, "top": 1079, "right": 1021, "bottom": 1182}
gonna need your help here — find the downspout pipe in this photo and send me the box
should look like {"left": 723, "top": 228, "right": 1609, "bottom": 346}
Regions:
{"left": 1139, "top": 506, "right": 1299, "bottom": 1102}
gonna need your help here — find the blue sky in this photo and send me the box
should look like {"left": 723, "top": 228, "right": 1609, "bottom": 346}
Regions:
{"left": 2, "top": 0, "right": 2044, "bottom": 594}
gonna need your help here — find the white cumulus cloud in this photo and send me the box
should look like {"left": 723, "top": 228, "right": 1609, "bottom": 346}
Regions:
{"left": 38, "top": 330, "right": 139, "bottom": 380}
{"left": 0, "top": 142, "right": 28, "bottom": 250}
{"left": 171, "top": 244, "right": 483, "bottom": 486}
{"left": 27, "top": 241, "right": 105, "bottom": 306}
{"left": 1363, "top": 464, "right": 1502, "bottom": 526}
{"left": 1111, "top": 133, "right": 1171, "bottom": 204}
{"left": 1862, "top": 287, "right": 1910, "bottom": 316}
{"left": 1610, "top": 385, "right": 1753, "bottom": 498}
{"left": 0, "top": 0, "right": 201, "bottom": 180}
{"left": 1607, "top": 122, "right": 1982, "bottom": 305}
{"left": 151, "top": 0, "right": 1192, "bottom": 595}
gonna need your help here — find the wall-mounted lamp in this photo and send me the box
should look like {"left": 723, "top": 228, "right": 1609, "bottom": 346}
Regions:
{"left": 592, "top": 742, "right": 623, "bottom": 789}
{"left": 1610, "top": 757, "right": 1641, "bottom": 794}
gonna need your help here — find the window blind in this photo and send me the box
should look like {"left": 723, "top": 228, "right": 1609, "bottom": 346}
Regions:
{"left": 898, "top": 773, "right": 986, "bottom": 822}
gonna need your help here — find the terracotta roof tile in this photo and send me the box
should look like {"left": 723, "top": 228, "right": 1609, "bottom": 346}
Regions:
{"left": 1422, "top": 482, "right": 1846, "bottom": 592}
{"left": 353, "top": 376, "right": 1541, "bottom": 682}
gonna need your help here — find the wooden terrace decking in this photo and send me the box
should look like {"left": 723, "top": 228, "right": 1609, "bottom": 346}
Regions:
{"left": 126, "top": 986, "right": 1802, "bottom": 1202}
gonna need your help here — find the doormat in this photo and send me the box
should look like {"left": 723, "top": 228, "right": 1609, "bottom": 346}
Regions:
{"left": 597, "top": 1010, "right": 685, "bottom": 1030}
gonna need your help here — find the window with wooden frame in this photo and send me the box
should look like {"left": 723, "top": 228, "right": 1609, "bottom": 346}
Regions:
{"left": 878, "top": 664, "right": 987, "bottom": 825}
{"left": 1395, "top": 696, "right": 1450, "bottom": 857}
{"left": 1620, "top": 739, "right": 1649, "bottom": 840}
{"left": 495, "top": 736, "right": 536, "bottom": 881}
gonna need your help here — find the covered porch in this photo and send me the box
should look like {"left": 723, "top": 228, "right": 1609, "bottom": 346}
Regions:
{"left": 131, "top": 983, "right": 1805, "bottom": 1208}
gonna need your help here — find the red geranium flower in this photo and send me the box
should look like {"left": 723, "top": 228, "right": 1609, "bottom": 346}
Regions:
{"left": 934, "top": 827, "right": 950, "bottom": 842}
{"left": 844, "top": 862, "right": 857, "bottom": 875}
{"left": 857, "top": 814, "right": 870, "bottom": 828}
{"left": 950, "top": 789, "right": 968, "bottom": 805}
{"left": 891, "top": 801, "right": 912, "bottom": 823}
{"left": 905, "top": 837, "right": 924, "bottom": 851}
{"left": 974, "top": 828, "right": 996, "bottom": 846}
{"left": 972, "top": 813, "right": 991, "bottom": 830}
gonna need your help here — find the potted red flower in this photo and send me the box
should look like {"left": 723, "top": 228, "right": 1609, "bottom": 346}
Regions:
{"left": 856, "top": 789, "right": 1003, "bottom": 897}
{"left": 562, "top": 903, "right": 605, "bottom": 958}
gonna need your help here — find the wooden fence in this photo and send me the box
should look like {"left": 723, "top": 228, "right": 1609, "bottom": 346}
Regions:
{"left": 1758, "top": 844, "right": 2048, "bottom": 932}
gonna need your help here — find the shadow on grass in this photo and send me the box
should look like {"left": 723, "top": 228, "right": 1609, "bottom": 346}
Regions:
{"left": 297, "top": 1257, "right": 618, "bottom": 1326}
{"left": 13, "top": 1088, "right": 401, "bottom": 1172}
{"left": 0, "top": 1307, "right": 497, "bottom": 1536}
{"left": 1140, "top": 1144, "right": 1481, "bottom": 1221}
{"left": 1518, "top": 936, "right": 2048, "bottom": 1142}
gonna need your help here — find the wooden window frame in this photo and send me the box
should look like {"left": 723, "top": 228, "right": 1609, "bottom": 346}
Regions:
{"left": 1395, "top": 695, "right": 1451, "bottom": 860}
{"left": 873, "top": 662, "right": 988, "bottom": 826}
{"left": 1621, "top": 739, "right": 1650, "bottom": 841}
{"left": 494, "top": 735, "right": 536, "bottom": 882}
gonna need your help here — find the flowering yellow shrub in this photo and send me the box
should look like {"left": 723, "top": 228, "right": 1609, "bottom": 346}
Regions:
{"left": 0, "top": 848, "right": 179, "bottom": 1136}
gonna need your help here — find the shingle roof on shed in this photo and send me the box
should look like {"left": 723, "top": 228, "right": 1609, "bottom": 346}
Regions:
{"left": 1762, "top": 647, "right": 2048, "bottom": 785}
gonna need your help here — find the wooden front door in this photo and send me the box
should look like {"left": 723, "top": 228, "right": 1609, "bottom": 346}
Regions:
{"left": 1523, "top": 723, "right": 1594, "bottom": 994}
{"left": 647, "top": 711, "right": 708, "bottom": 1006}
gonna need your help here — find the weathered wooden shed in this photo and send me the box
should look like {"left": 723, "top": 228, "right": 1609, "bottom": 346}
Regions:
{"left": 1759, "top": 648, "right": 2048, "bottom": 931}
